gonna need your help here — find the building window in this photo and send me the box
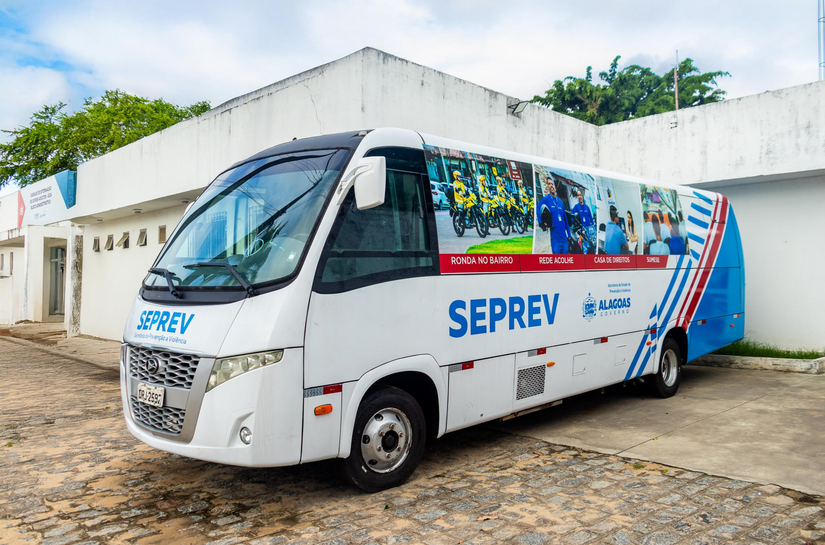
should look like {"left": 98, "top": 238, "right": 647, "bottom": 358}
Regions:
{"left": 1, "top": 253, "right": 4, "bottom": 271}
{"left": 137, "top": 229, "right": 147, "bottom": 246}
{"left": 9, "top": 252, "right": 12, "bottom": 274}
{"left": 158, "top": 225, "right": 167, "bottom": 244}
{"left": 116, "top": 232, "right": 130, "bottom": 249}
{"left": 93, "top": 237, "right": 100, "bottom": 252}
{"left": 105, "top": 235, "right": 114, "bottom": 251}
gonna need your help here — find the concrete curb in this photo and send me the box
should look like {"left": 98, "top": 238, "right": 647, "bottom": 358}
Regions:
{"left": 691, "top": 354, "right": 825, "bottom": 375}
{"left": 0, "top": 335, "right": 120, "bottom": 373}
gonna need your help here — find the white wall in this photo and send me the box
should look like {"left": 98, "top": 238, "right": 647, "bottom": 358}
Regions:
{"left": 0, "top": 247, "right": 23, "bottom": 325}
{"left": 0, "top": 192, "right": 17, "bottom": 232}
{"left": 597, "top": 81, "right": 825, "bottom": 184}
{"left": 359, "top": 50, "right": 599, "bottom": 166}
{"left": 80, "top": 206, "right": 186, "bottom": 340}
{"left": 724, "top": 175, "right": 825, "bottom": 351}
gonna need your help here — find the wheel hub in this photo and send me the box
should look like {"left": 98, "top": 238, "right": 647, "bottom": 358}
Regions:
{"left": 360, "top": 408, "right": 411, "bottom": 473}
{"left": 662, "top": 349, "right": 678, "bottom": 387}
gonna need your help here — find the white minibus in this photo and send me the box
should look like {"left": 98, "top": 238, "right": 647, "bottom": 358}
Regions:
{"left": 121, "top": 128, "right": 745, "bottom": 491}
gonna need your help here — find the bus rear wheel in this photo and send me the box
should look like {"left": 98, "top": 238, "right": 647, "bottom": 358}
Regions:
{"left": 340, "top": 386, "right": 426, "bottom": 492}
{"left": 648, "top": 337, "right": 682, "bottom": 398}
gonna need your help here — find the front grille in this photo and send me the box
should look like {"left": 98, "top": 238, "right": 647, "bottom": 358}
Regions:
{"left": 130, "top": 395, "right": 186, "bottom": 435}
{"left": 127, "top": 344, "right": 199, "bottom": 389}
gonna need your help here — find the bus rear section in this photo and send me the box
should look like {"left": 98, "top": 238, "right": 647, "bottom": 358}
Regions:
{"left": 121, "top": 128, "right": 745, "bottom": 492}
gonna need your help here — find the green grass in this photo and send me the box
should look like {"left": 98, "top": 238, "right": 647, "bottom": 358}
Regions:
{"left": 466, "top": 236, "right": 533, "bottom": 254}
{"left": 714, "top": 339, "right": 824, "bottom": 360}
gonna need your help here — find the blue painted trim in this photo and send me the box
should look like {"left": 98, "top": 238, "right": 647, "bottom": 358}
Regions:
{"left": 688, "top": 233, "right": 705, "bottom": 245}
{"left": 657, "top": 255, "right": 685, "bottom": 320}
{"left": 690, "top": 202, "right": 711, "bottom": 216}
{"left": 658, "top": 261, "right": 693, "bottom": 340}
{"left": 690, "top": 250, "right": 701, "bottom": 260}
{"left": 634, "top": 345, "right": 655, "bottom": 378}
{"left": 54, "top": 170, "right": 77, "bottom": 209}
{"left": 624, "top": 331, "right": 650, "bottom": 380}
{"left": 693, "top": 191, "right": 713, "bottom": 205}
{"left": 688, "top": 216, "right": 709, "bottom": 230}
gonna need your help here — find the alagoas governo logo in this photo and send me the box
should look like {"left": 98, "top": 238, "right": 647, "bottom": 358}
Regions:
{"left": 582, "top": 293, "right": 597, "bottom": 322}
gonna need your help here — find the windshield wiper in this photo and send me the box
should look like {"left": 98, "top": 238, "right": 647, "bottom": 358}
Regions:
{"left": 183, "top": 262, "right": 258, "bottom": 297}
{"left": 148, "top": 267, "right": 182, "bottom": 299}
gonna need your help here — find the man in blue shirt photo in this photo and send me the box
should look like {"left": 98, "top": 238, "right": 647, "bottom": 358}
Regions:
{"left": 604, "top": 208, "right": 628, "bottom": 255}
{"left": 537, "top": 176, "right": 571, "bottom": 254}
{"left": 571, "top": 191, "right": 594, "bottom": 228}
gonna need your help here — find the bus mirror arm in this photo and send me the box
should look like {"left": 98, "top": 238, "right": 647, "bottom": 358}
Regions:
{"left": 335, "top": 156, "right": 386, "bottom": 210}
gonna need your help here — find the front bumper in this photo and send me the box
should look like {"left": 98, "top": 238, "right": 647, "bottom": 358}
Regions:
{"left": 121, "top": 347, "right": 304, "bottom": 467}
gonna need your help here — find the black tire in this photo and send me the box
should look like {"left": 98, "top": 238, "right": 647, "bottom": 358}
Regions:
{"left": 499, "top": 211, "right": 511, "bottom": 235}
{"left": 648, "top": 337, "right": 682, "bottom": 398}
{"left": 487, "top": 211, "right": 499, "bottom": 231}
{"left": 453, "top": 213, "right": 465, "bottom": 237}
{"left": 513, "top": 209, "right": 526, "bottom": 234}
{"left": 340, "top": 387, "right": 427, "bottom": 493}
{"left": 474, "top": 211, "right": 488, "bottom": 238}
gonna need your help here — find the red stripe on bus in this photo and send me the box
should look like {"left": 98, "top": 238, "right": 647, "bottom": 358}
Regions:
{"left": 681, "top": 197, "right": 729, "bottom": 329}
{"left": 677, "top": 195, "right": 723, "bottom": 328}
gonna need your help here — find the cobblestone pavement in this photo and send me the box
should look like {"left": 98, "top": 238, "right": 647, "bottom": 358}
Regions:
{"left": 1, "top": 339, "right": 823, "bottom": 545}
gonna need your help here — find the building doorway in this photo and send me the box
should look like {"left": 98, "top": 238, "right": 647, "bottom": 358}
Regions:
{"left": 49, "top": 246, "right": 66, "bottom": 316}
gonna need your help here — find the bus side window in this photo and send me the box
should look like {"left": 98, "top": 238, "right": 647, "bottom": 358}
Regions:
{"left": 315, "top": 152, "right": 438, "bottom": 293}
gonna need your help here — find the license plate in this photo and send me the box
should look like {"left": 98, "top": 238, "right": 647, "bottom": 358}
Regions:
{"left": 137, "top": 382, "right": 165, "bottom": 408}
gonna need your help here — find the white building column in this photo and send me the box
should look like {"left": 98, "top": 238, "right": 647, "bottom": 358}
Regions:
{"left": 21, "top": 227, "right": 45, "bottom": 322}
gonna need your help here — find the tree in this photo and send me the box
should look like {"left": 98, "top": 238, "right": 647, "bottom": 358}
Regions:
{"left": 0, "top": 90, "right": 210, "bottom": 188}
{"left": 532, "top": 56, "right": 729, "bottom": 126}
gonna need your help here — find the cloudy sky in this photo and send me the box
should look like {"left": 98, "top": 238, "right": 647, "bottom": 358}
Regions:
{"left": 0, "top": 0, "right": 820, "bottom": 142}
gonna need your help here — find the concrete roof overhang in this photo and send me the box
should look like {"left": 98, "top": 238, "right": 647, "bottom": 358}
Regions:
{"left": 69, "top": 188, "right": 204, "bottom": 225}
{"left": 0, "top": 235, "right": 25, "bottom": 247}
{"left": 686, "top": 168, "right": 825, "bottom": 190}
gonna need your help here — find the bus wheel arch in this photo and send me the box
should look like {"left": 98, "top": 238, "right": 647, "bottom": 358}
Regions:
{"left": 665, "top": 326, "right": 688, "bottom": 367}
{"left": 337, "top": 356, "right": 447, "bottom": 461}
{"left": 366, "top": 371, "right": 440, "bottom": 440}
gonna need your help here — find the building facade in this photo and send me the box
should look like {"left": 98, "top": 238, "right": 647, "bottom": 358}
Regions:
{"left": 0, "top": 171, "right": 79, "bottom": 327}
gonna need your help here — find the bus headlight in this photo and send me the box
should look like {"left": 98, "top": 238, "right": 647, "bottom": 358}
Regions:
{"left": 207, "top": 350, "right": 283, "bottom": 392}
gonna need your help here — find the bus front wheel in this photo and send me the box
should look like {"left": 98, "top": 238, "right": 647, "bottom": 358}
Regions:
{"left": 340, "top": 386, "right": 426, "bottom": 492}
{"left": 648, "top": 337, "right": 682, "bottom": 398}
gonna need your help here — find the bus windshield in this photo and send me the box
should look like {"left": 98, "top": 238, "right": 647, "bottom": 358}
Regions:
{"left": 145, "top": 149, "right": 349, "bottom": 291}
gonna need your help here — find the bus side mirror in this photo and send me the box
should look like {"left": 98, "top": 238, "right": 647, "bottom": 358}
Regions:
{"left": 353, "top": 156, "right": 386, "bottom": 210}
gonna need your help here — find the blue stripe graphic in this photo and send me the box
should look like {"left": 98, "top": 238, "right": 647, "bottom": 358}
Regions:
{"left": 624, "top": 331, "right": 650, "bottom": 380}
{"left": 634, "top": 345, "right": 655, "bottom": 378}
{"left": 624, "top": 257, "right": 687, "bottom": 381}
{"left": 658, "top": 261, "right": 693, "bottom": 340}
{"left": 693, "top": 191, "right": 713, "bottom": 205}
{"left": 690, "top": 202, "right": 712, "bottom": 216}
{"left": 657, "top": 255, "right": 685, "bottom": 320}
{"left": 688, "top": 233, "right": 705, "bottom": 245}
{"left": 688, "top": 216, "right": 710, "bottom": 230}
{"left": 691, "top": 250, "right": 701, "bottom": 260}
